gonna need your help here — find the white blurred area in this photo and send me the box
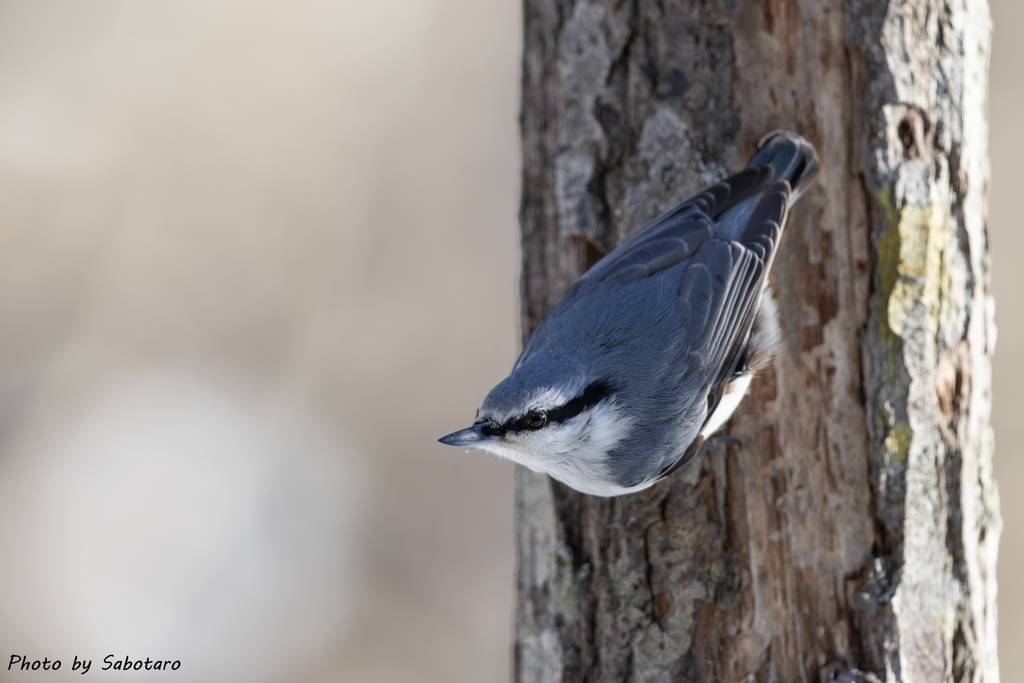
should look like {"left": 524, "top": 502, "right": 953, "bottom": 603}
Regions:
{"left": 0, "top": 372, "right": 363, "bottom": 682}
{"left": 0, "top": 1, "right": 519, "bottom": 682}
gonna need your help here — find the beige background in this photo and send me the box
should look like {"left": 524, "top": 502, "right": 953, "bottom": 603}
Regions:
{"left": 0, "top": 2, "right": 1017, "bottom": 682}
{"left": 989, "top": 0, "right": 1023, "bottom": 676}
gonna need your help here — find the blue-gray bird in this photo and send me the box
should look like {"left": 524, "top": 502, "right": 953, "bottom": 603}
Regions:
{"left": 439, "top": 131, "right": 819, "bottom": 496}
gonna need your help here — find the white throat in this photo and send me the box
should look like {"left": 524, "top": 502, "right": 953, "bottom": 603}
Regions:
{"left": 474, "top": 400, "right": 635, "bottom": 496}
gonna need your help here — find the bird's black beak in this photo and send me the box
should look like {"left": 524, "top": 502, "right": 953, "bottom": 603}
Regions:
{"left": 438, "top": 422, "right": 496, "bottom": 447}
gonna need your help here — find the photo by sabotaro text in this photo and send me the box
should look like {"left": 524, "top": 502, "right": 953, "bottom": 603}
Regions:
{"left": 8, "top": 654, "right": 182, "bottom": 673}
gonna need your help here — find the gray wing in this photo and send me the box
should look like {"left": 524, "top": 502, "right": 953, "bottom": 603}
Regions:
{"left": 554, "top": 164, "right": 776, "bottom": 312}
{"left": 678, "top": 197, "right": 783, "bottom": 411}
{"left": 653, "top": 179, "right": 792, "bottom": 478}
{"left": 518, "top": 164, "right": 782, "bottom": 370}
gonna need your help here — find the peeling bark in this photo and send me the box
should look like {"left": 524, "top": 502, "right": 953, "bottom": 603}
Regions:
{"left": 514, "top": 0, "right": 1000, "bottom": 681}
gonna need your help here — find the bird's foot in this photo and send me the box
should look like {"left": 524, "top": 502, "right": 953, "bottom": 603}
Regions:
{"left": 706, "top": 434, "right": 742, "bottom": 450}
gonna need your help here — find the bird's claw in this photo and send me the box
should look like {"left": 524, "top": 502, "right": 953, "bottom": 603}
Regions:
{"left": 706, "top": 434, "right": 742, "bottom": 450}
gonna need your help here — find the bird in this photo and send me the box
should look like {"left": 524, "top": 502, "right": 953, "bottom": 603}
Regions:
{"left": 439, "top": 131, "right": 819, "bottom": 496}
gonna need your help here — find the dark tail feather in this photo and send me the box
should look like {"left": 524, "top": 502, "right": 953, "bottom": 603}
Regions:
{"left": 748, "top": 130, "right": 820, "bottom": 200}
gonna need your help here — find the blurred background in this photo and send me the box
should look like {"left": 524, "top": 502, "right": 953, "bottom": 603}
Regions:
{"left": 0, "top": 1, "right": 1017, "bottom": 682}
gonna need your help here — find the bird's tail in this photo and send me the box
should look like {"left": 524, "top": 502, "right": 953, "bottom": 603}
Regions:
{"left": 710, "top": 131, "right": 819, "bottom": 243}
{"left": 747, "top": 130, "right": 820, "bottom": 201}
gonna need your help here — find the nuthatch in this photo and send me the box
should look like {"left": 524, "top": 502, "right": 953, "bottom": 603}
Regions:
{"left": 440, "top": 132, "right": 819, "bottom": 496}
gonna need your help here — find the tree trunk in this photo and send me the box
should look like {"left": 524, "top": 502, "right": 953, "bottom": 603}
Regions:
{"left": 514, "top": 0, "right": 1001, "bottom": 681}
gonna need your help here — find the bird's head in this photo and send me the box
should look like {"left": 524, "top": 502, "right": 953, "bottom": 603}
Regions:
{"left": 438, "top": 355, "right": 638, "bottom": 495}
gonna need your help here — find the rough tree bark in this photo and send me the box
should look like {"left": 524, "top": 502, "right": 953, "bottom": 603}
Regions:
{"left": 514, "top": 0, "right": 1001, "bottom": 681}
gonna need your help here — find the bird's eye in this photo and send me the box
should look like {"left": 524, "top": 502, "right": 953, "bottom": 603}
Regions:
{"left": 526, "top": 411, "right": 548, "bottom": 430}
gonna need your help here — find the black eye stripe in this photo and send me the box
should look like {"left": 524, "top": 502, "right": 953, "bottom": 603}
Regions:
{"left": 497, "top": 380, "right": 614, "bottom": 435}
{"left": 547, "top": 380, "right": 614, "bottom": 424}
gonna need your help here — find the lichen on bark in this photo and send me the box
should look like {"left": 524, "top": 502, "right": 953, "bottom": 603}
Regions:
{"left": 853, "top": 0, "right": 1001, "bottom": 679}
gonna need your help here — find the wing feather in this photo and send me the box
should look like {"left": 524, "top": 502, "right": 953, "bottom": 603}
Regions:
{"left": 675, "top": 181, "right": 792, "bottom": 437}
{"left": 555, "top": 165, "right": 777, "bottom": 309}
{"left": 520, "top": 165, "right": 794, "bottom": 400}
